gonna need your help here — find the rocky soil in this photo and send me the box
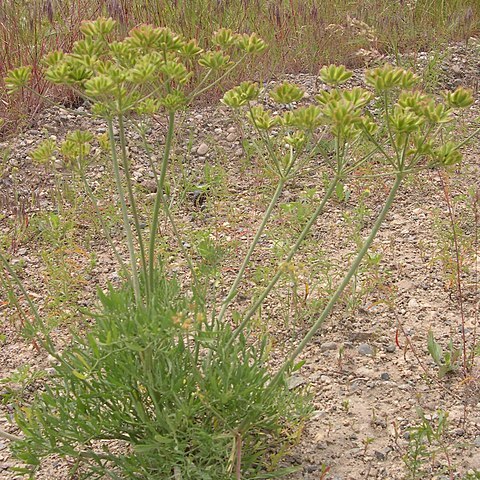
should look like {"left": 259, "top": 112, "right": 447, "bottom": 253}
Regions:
{"left": 1, "top": 41, "right": 480, "bottom": 479}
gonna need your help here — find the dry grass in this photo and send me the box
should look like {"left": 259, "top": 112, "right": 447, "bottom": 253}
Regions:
{"left": 1, "top": 0, "right": 479, "bottom": 136}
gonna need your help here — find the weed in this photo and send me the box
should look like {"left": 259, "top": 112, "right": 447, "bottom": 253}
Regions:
{"left": 403, "top": 409, "right": 453, "bottom": 480}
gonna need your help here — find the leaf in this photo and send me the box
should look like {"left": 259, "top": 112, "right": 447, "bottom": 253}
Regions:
{"left": 292, "top": 360, "right": 306, "bottom": 372}
{"left": 72, "top": 370, "right": 88, "bottom": 380}
{"left": 427, "top": 331, "right": 443, "bottom": 366}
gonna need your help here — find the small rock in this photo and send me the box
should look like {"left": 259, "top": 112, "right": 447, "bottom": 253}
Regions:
{"left": 380, "top": 372, "right": 390, "bottom": 381}
{"left": 143, "top": 180, "right": 157, "bottom": 193}
{"left": 320, "top": 341, "right": 338, "bottom": 352}
{"left": 358, "top": 343, "right": 374, "bottom": 356}
{"left": 196, "top": 143, "right": 209, "bottom": 155}
{"left": 407, "top": 298, "right": 419, "bottom": 309}
{"left": 397, "top": 279, "right": 414, "bottom": 291}
{"left": 452, "top": 65, "right": 462, "bottom": 75}
{"left": 287, "top": 375, "right": 306, "bottom": 390}
{"left": 385, "top": 344, "right": 396, "bottom": 353}
{"left": 226, "top": 132, "right": 237, "bottom": 142}
{"left": 374, "top": 450, "right": 387, "bottom": 461}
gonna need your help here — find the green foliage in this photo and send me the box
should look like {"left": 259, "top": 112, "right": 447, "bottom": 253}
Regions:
{"left": 427, "top": 331, "right": 462, "bottom": 377}
{"left": 11, "top": 277, "right": 307, "bottom": 479}
{"left": 403, "top": 409, "right": 452, "bottom": 480}
{"left": 0, "top": 365, "right": 46, "bottom": 407}
{"left": 3, "top": 17, "right": 480, "bottom": 479}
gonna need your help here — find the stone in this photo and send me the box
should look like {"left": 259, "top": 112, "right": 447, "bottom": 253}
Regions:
{"left": 320, "top": 341, "right": 338, "bottom": 352}
{"left": 407, "top": 297, "right": 419, "bottom": 309}
{"left": 196, "top": 143, "right": 209, "bottom": 155}
{"left": 380, "top": 372, "right": 390, "bottom": 381}
{"left": 397, "top": 279, "right": 414, "bottom": 291}
{"left": 287, "top": 375, "right": 306, "bottom": 390}
{"left": 358, "top": 343, "right": 374, "bottom": 356}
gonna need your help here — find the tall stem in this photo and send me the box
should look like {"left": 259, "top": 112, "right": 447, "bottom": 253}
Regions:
{"left": 148, "top": 112, "right": 175, "bottom": 288}
{"left": 117, "top": 115, "right": 148, "bottom": 289}
{"left": 107, "top": 118, "right": 142, "bottom": 304}
{"left": 269, "top": 173, "right": 405, "bottom": 389}
{"left": 217, "top": 178, "right": 286, "bottom": 323}
{"left": 229, "top": 174, "right": 341, "bottom": 344}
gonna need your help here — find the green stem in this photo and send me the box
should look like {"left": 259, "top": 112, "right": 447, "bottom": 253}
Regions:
{"left": 230, "top": 174, "right": 341, "bottom": 344}
{"left": 117, "top": 114, "right": 148, "bottom": 292}
{"left": 107, "top": 118, "right": 141, "bottom": 304}
{"left": 384, "top": 91, "right": 399, "bottom": 162}
{"left": 0, "top": 429, "right": 22, "bottom": 442}
{"left": 269, "top": 172, "right": 405, "bottom": 389}
{"left": 189, "top": 55, "right": 248, "bottom": 102}
{"left": 217, "top": 177, "right": 286, "bottom": 323}
{"left": 136, "top": 119, "right": 199, "bottom": 291}
{"left": 148, "top": 111, "right": 175, "bottom": 288}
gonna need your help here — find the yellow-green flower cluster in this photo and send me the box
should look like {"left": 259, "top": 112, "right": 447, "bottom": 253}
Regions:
{"left": 6, "top": 18, "right": 266, "bottom": 117}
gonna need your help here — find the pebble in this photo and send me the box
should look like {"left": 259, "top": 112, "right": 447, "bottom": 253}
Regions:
{"left": 407, "top": 297, "right": 419, "bottom": 309}
{"left": 385, "top": 344, "right": 396, "bottom": 353}
{"left": 287, "top": 375, "right": 306, "bottom": 390}
{"left": 397, "top": 279, "right": 414, "bottom": 291}
{"left": 380, "top": 372, "right": 390, "bottom": 381}
{"left": 320, "top": 341, "right": 338, "bottom": 352}
{"left": 196, "top": 143, "right": 209, "bottom": 155}
{"left": 358, "top": 343, "right": 374, "bottom": 356}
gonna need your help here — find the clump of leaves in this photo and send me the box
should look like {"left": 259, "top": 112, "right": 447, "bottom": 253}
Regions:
{"left": 427, "top": 330, "right": 462, "bottom": 377}
{"left": 11, "top": 275, "right": 307, "bottom": 479}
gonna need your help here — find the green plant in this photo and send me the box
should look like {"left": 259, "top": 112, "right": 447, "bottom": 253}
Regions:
{"left": 403, "top": 409, "right": 453, "bottom": 480}
{"left": 2, "top": 0, "right": 480, "bottom": 136}
{"left": 0, "top": 365, "right": 46, "bottom": 407}
{"left": 9, "top": 277, "right": 307, "bottom": 479}
{"left": 463, "top": 470, "right": 480, "bottom": 479}
{"left": 2, "top": 18, "right": 480, "bottom": 479}
{"left": 427, "top": 330, "right": 462, "bottom": 377}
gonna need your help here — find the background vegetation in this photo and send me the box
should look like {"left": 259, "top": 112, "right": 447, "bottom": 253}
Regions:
{"left": 1, "top": 0, "right": 479, "bottom": 135}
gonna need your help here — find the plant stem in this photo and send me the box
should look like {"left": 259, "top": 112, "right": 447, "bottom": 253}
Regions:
{"left": 0, "top": 429, "right": 22, "bottom": 442}
{"left": 269, "top": 172, "right": 405, "bottom": 388}
{"left": 148, "top": 111, "right": 175, "bottom": 288}
{"left": 218, "top": 177, "right": 286, "bottom": 323}
{"left": 107, "top": 118, "right": 142, "bottom": 304}
{"left": 117, "top": 114, "right": 148, "bottom": 292}
{"left": 230, "top": 174, "right": 341, "bottom": 344}
{"left": 439, "top": 172, "right": 468, "bottom": 373}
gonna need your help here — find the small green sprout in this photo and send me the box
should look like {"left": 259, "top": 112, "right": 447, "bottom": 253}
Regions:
{"left": 287, "top": 105, "right": 323, "bottom": 130}
{"left": 236, "top": 32, "right": 267, "bottom": 54}
{"left": 247, "top": 105, "right": 277, "bottom": 130}
{"left": 433, "top": 142, "right": 463, "bottom": 166}
{"left": 198, "top": 51, "right": 231, "bottom": 70}
{"left": 365, "top": 64, "right": 419, "bottom": 91}
{"left": 212, "top": 28, "right": 237, "bottom": 49}
{"left": 80, "top": 17, "right": 116, "bottom": 38}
